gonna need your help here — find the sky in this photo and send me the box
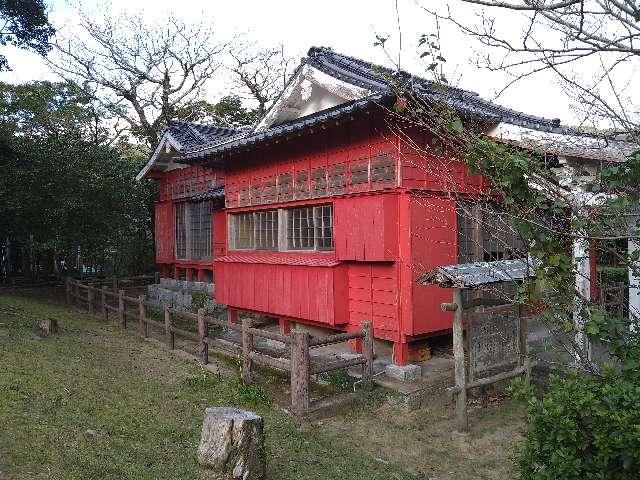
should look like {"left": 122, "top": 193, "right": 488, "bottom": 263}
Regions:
{"left": 0, "top": 0, "right": 596, "bottom": 127}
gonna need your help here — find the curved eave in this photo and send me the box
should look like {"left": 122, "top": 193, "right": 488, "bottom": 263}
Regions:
{"left": 181, "top": 91, "right": 395, "bottom": 166}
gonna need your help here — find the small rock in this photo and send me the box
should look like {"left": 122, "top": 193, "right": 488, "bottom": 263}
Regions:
{"left": 37, "top": 318, "right": 58, "bottom": 336}
{"left": 85, "top": 429, "right": 106, "bottom": 439}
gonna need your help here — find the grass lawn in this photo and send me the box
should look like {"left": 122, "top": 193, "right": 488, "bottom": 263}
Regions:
{"left": 0, "top": 292, "right": 522, "bottom": 479}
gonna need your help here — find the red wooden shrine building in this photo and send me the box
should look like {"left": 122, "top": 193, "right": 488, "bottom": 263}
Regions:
{"left": 138, "top": 47, "right": 631, "bottom": 366}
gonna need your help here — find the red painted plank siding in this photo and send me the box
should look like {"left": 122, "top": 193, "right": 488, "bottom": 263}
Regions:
{"left": 410, "top": 193, "right": 458, "bottom": 334}
{"left": 214, "top": 260, "right": 343, "bottom": 326}
{"left": 154, "top": 201, "right": 174, "bottom": 263}
{"left": 212, "top": 210, "right": 226, "bottom": 258}
{"left": 347, "top": 263, "right": 399, "bottom": 335}
{"left": 334, "top": 194, "right": 399, "bottom": 261}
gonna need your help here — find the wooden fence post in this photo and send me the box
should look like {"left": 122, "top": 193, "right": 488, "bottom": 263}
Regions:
{"left": 65, "top": 277, "right": 71, "bottom": 305}
{"left": 361, "top": 321, "right": 374, "bottom": 384}
{"left": 138, "top": 295, "right": 146, "bottom": 337}
{"left": 112, "top": 277, "right": 118, "bottom": 291}
{"left": 87, "top": 288, "right": 94, "bottom": 315}
{"left": 452, "top": 288, "right": 469, "bottom": 433}
{"left": 242, "top": 318, "right": 253, "bottom": 384}
{"left": 290, "top": 329, "right": 310, "bottom": 414}
{"left": 154, "top": 271, "right": 160, "bottom": 285}
{"left": 101, "top": 286, "right": 108, "bottom": 320}
{"left": 118, "top": 289, "right": 125, "bottom": 328}
{"left": 164, "top": 306, "right": 175, "bottom": 349}
{"left": 198, "top": 308, "right": 209, "bottom": 365}
{"left": 74, "top": 281, "right": 80, "bottom": 306}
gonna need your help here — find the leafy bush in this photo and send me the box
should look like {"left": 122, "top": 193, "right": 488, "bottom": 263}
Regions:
{"left": 512, "top": 372, "right": 640, "bottom": 479}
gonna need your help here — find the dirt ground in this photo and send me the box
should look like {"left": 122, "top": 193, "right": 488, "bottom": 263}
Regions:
{"left": 0, "top": 287, "right": 524, "bottom": 479}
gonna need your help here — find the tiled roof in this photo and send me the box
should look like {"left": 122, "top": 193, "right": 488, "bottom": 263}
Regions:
{"left": 416, "top": 258, "right": 539, "bottom": 288}
{"left": 182, "top": 92, "right": 391, "bottom": 161}
{"left": 167, "top": 120, "right": 240, "bottom": 150}
{"left": 190, "top": 184, "right": 225, "bottom": 201}
{"left": 179, "top": 47, "right": 636, "bottom": 163}
{"left": 306, "top": 47, "right": 570, "bottom": 134}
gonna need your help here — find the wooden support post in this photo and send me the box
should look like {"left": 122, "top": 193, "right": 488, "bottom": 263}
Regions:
{"left": 101, "top": 286, "right": 108, "bottom": 320}
{"left": 198, "top": 308, "right": 208, "bottom": 365}
{"left": 361, "top": 320, "right": 374, "bottom": 384}
{"left": 65, "top": 277, "right": 71, "bottom": 305}
{"left": 242, "top": 318, "right": 253, "bottom": 384}
{"left": 452, "top": 288, "right": 468, "bottom": 433}
{"left": 87, "top": 288, "right": 94, "bottom": 315}
{"left": 517, "top": 304, "right": 531, "bottom": 385}
{"left": 112, "top": 277, "right": 118, "bottom": 291}
{"left": 164, "top": 305, "right": 175, "bottom": 349}
{"left": 154, "top": 271, "right": 160, "bottom": 285}
{"left": 228, "top": 308, "right": 238, "bottom": 325}
{"left": 138, "top": 295, "right": 146, "bottom": 337}
{"left": 74, "top": 282, "right": 80, "bottom": 305}
{"left": 290, "top": 329, "right": 310, "bottom": 414}
{"left": 118, "top": 289, "right": 125, "bottom": 328}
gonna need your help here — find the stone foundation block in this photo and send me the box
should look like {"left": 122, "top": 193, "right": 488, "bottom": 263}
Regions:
{"left": 385, "top": 363, "right": 422, "bottom": 381}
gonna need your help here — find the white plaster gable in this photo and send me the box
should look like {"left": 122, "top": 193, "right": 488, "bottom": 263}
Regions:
{"left": 254, "top": 64, "right": 372, "bottom": 132}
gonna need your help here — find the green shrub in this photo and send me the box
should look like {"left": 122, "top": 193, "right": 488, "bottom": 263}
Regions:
{"left": 512, "top": 372, "right": 640, "bottom": 479}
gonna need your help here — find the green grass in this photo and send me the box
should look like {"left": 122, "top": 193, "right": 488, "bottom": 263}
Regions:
{"left": 0, "top": 294, "right": 412, "bottom": 480}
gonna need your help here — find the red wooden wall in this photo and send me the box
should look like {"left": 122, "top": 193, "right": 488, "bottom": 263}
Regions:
{"left": 334, "top": 194, "right": 398, "bottom": 261}
{"left": 154, "top": 201, "right": 174, "bottom": 263}
{"left": 215, "top": 257, "right": 346, "bottom": 326}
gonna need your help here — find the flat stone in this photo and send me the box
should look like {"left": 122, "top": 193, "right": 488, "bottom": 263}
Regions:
{"left": 384, "top": 363, "right": 422, "bottom": 381}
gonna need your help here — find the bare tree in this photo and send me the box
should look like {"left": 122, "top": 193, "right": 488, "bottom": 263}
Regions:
{"left": 49, "top": 11, "right": 227, "bottom": 146}
{"left": 228, "top": 44, "right": 294, "bottom": 119}
{"left": 422, "top": 0, "right": 640, "bottom": 135}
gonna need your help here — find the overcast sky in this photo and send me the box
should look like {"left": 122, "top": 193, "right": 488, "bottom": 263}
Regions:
{"left": 0, "top": 0, "right": 591, "bottom": 127}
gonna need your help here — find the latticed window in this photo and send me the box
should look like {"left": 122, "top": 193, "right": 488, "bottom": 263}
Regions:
{"left": 175, "top": 203, "right": 188, "bottom": 259}
{"left": 254, "top": 210, "right": 278, "bottom": 250}
{"left": 233, "top": 212, "right": 255, "bottom": 249}
{"left": 287, "top": 206, "right": 315, "bottom": 250}
{"left": 175, "top": 200, "right": 213, "bottom": 260}
{"left": 314, "top": 204, "right": 333, "bottom": 250}
{"left": 287, "top": 204, "right": 333, "bottom": 251}
{"left": 229, "top": 204, "right": 333, "bottom": 252}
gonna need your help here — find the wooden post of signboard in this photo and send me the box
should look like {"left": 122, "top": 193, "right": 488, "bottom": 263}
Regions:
{"left": 198, "top": 308, "right": 208, "bottom": 365}
{"left": 242, "top": 318, "right": 253, "bottom": 384}
{"left": 517, "top": 303, "right": 531, "bottom": 385}
{"left": 290, "top": 329, "right": 310, "bottom": 414}
{"left": 452, "top": 288, "right": 468, "bottom": 433}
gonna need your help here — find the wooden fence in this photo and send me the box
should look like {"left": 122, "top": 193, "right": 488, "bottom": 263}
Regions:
{"left": 65, "top": 277, "right": 373, "bottom": 414}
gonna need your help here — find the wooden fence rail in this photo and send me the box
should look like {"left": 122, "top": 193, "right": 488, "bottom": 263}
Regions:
{"left": 65, "top": 277, "right": 374, "bottom": 414}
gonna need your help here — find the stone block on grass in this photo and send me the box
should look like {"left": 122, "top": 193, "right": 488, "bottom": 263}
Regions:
{"left": 197, "top": 407, "right": 265, "bottom": 480}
